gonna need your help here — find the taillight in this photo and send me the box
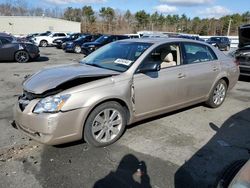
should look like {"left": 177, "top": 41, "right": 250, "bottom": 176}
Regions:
{"left": 234, "top": 59, "right": 240, "bottom": 66}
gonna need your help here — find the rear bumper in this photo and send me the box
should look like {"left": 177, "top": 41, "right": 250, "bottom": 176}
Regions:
{"left": 239, "top": 65, "right": 250, "bottom": 76}
{"left": 29, "top": 52, "right": 40, "bottom": 59}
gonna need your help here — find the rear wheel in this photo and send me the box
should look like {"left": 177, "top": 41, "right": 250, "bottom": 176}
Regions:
{"left": 206, "top": 79, "right": 227, "bottom": 108}
{"left": 15, "top": 50, "right": 29, "bottom": 63}
{"left": 40, "top": 40, "right": 48, "bottom": 47}
{"left": 74, "top": 45, "right": 81, "bottom": 53}
{"left": 84, "top": 102, "right": 126, "bottom": 147}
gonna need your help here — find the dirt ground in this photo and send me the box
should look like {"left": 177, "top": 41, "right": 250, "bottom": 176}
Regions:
{"left": 0, "top": 47, "right": 249, "bottom": 188}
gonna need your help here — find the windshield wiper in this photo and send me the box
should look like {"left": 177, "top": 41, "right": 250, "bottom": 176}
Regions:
{"left": 84, "top": 63, "right": 104, "bottom": 69}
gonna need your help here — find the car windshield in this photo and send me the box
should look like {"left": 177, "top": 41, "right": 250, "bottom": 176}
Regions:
{"left": 80, "top": 41, "right": 152, "bottom": 72}
{"left": 75, "top": 36, "right": 86, "bottom": 41}
{"left": 95, "top": 36, "right": 109, "bottom": 43}
{"left": 68, "top": 34, "right": 77, "bottom": 39}
{"left": 39, "top": 32, "right": 50, "bottom": 36}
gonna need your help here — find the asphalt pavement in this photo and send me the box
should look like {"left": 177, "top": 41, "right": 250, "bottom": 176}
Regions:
{"left": 0, "top": 47, "right": 249, "bottom": 188}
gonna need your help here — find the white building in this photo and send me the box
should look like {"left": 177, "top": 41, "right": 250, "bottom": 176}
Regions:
{"left": 0, "top": 16, "right": 81, "bottom": 35}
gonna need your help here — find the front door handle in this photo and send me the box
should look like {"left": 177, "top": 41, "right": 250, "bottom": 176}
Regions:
{"left": 178, "top": 73, "right": 186, "bottom": 78}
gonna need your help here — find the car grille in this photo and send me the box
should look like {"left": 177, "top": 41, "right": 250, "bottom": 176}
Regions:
{"left": 18, "top": 90, "right": 38, "bottom": 111}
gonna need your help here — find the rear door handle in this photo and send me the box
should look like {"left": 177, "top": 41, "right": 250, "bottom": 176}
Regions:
{"left": 178, "top": 73, "right": 186, "bottom": 78}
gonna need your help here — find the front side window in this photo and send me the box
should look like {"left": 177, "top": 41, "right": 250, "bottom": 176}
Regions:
{"left": 139, "top": 43, "right": 181, "bottom": 70}
{"left": 81, "top": 41, "right": 152, "bottom": 72}
{"left": 183, "top": 43, "right": 217, "bottom": 64}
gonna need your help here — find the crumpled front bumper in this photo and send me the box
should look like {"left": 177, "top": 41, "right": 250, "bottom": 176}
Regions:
{"left": 13, "top": 100, "right": 89, "bottom": 145}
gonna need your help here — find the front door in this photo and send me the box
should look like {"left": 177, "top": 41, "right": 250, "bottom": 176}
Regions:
{"left": 133, "top": 43, "right": 187, "bottom": 117}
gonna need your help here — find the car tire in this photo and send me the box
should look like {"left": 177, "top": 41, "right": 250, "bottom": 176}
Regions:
{"left": 40, "top": 40, "right": 48, "bottom": 47}
{"left": 84, "top": 102, "right": 127, "bottom": 147}
{"left": 216, "top": 160, "right": 247, "bottom": 188}
{"left": 15, "top": 50, "right": 30, "bottom": 63}
{"left": 206, "top": 79, "right": 227, "bottom": 108}
{"left": 74, "top": 45, "right": 81, "bottom": 53}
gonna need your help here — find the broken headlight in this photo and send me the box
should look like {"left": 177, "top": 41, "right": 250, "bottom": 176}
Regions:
{"left": 33, "top": 94, "right": 70, "bottom": 114}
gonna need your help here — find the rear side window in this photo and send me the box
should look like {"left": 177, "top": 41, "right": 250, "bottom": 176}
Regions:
{"left": 182, "top": 43, "right": 217, "bottom": 64}
{"left": 58, "top": 33, "right": 66, "bottom": 37}
{"left": 0, "top": 38, "right": 11, "bottom": 45}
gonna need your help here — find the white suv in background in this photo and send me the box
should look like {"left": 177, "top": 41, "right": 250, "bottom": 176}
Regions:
{"left": 33, "top": 32, "right": 68, "bottom": 47}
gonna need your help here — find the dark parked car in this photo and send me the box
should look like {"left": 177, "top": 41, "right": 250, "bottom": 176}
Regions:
{"left": 0, "top": 36, "right": 39, "bottom": 63}
{"left": 234, "top": 24, "right": 250, "bottom": 76}
{"left": 81, "top": 35, "right": 129, "bottom": 55}
{"left": 207, "top": 37, "right": 231, "bottom": 51}
{"left": 177, "top": 35, "right": 205, "bottom": 41}
{"left": 53, "top": 33, "right": 84, "bottom": 49}
{"left": 63, "top": 34, "right": 101, "bottom": 53}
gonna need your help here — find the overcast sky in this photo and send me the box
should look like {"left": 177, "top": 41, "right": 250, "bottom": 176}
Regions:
{"left": 1, "top": 0, "right": 249, "bottom": 18}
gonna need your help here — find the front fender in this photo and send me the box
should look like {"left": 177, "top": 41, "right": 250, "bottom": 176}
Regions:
{"left": 61, "top": 79, "right": 134, "bottom": 122}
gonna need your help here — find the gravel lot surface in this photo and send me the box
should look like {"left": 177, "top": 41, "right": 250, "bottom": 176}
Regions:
{"left": 0, "top": 47, "right": 249, "bottom": 188}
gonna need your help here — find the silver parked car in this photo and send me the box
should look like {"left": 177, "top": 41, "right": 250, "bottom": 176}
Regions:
{"left": 13, "top": 38, "right": 239, "bottom": 146}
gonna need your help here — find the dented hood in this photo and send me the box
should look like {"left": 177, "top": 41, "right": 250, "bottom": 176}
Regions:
{"left": 23, "top": 63, "right": 120, "bottom": 94}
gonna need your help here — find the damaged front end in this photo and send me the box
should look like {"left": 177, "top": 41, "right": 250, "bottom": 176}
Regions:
{"left": 13, "top": 62, "right": 123, "bottom": 144}
{"left": 18, "top": 75, "right": 112, "bottom": 112}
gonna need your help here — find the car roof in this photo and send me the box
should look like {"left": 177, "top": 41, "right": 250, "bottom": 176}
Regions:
{"left": 240, "top": 24, "right": 250, "bottom": 29}
{"left": 120, "top": 37, "right": 209, "bottom": 45}
{"left": 0, "top": 32, "right": 12, "bottom": 37}
{"left": 210, "top": 36, "right": 229, "bottom": 39}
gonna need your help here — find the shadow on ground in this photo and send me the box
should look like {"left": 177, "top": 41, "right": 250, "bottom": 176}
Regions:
{"left": 239, "top": 75, "right": 250, "bottom": 82}
{"left": 35, "top": 56, "right": 49, "bottom": 62}
{"left": 93, "top": 154, "right": 151, "bottom": 188}
{"left": 23, "top": 143, "right": 177, "bottom": 187}
{"left": 175, "top": 108, "right": 250, "bottom": 188}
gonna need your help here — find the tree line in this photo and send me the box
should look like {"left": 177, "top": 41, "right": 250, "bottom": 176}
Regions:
{"left": 0, "top": 1, "right": 250, "bottom": 36}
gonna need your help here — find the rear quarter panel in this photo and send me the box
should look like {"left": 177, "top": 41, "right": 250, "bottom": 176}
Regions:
{"left": 216, "top": 49, "right": 239, "bottom": 90}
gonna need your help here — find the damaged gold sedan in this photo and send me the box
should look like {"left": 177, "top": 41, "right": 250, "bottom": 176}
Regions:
{"left": 13, "top": 38, "right": 239, "bottom": 146}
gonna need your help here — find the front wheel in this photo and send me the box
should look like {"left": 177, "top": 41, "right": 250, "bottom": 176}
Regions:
{"left": 206, "top": 79, "right": 227, "bottom": 108}
{"left": 84, "top": 102, "right": 126, "bottom": 147}
{"left": 74, "top": 45, "right": 81, "bottom": 53}
{"left": 15, "top": 50, "right": 30, "bottom": 63}
{"left": 40, "top": 40, "right": 48, "bottom": 47}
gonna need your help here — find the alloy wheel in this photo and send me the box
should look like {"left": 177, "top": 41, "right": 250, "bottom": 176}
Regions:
{"left": 91, "top": 108, "right": 123, "bottom": 143}
{"left": 15, "top": 51, "right": 29, "bottom": 63}
{"left": 40, "top": 41, "right": 48, "bottom": 47}
{"left": 213, "top": 83, "right": 226, "bottom": 105}
{"left": 75, "top": 46, "right": 81, "bottom": 53}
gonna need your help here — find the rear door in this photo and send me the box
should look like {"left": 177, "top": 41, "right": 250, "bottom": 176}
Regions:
{"left": 181, "top": 42, "right": 220, "bottom": 101}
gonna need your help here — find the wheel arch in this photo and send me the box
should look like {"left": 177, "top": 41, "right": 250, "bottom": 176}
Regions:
{"left": 221, "top": 77, "right": 229, "bottom": 87}
{"left": 206, "top": 74, "right": 229, "bottom": 100}
{"left": 81, "top": 97, "right": 132, "bottom": 139}
{"left": 39, "top": 39, "right": 48, "bottom": 46}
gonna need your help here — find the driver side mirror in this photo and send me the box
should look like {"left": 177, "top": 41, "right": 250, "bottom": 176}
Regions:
{"left": 138, "top": 62, "right": 161, "bottom": 73}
